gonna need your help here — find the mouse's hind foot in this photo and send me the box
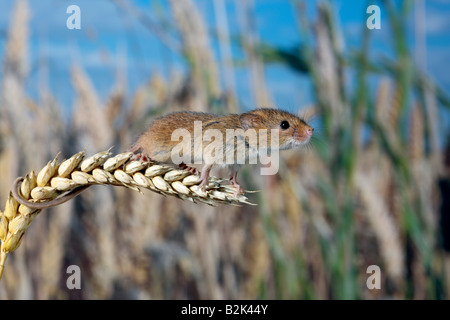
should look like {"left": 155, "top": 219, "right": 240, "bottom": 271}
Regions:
{"left": 230, "top": 180, "right": 244, "bottom": 197}
{"left": 179, "top": 163, "right": 199, "bottom": 175}
{"left": 128, "top": 145, "right": 153, "bottom": 162}
{"left": 130, "top": 152, "right": 152, "bottom": 162}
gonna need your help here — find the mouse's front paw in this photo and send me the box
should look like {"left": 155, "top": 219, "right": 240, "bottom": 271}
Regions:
{"left": 230, "top": 182, "right": 244, "bottom": 197}
{"left": 229, "top": 176, "right": 244, "bottom": 196}
{"left": 198, "top": 178, "right": 209, "bottom": 192}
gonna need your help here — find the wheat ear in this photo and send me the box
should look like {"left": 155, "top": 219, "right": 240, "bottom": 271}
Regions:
{"left": 0, "top": 148, "right": 255, "bottom": 280}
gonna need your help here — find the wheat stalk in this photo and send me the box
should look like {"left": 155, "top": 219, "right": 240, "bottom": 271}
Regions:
{"left": 409, "top": 102, "right": 424, "bottom": 161}
{"left": 0, "top": 148, "right": 255, "bottom": 280}
{"left": 355, "top": 169, "right": 404, "bottom": 285}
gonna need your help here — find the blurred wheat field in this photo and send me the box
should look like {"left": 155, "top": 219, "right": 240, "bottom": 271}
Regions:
{"left": 0, "top": 0, "right": 449, "bottom": 299}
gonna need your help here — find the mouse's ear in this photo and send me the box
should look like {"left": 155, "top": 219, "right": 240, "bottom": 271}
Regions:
{"left": 239, "top": 113, "right": 261, "bottom": 130}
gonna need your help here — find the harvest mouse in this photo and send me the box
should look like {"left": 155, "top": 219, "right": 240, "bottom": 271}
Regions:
{"left": 129, "top": 108, "right": 314, "bottom": 194}
{"left": 11, "top": 108, "right": 313, "bottom": 209}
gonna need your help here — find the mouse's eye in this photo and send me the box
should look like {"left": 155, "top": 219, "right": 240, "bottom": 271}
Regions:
{"left": 280, "top": 120, "right": 290, "bottom": 130}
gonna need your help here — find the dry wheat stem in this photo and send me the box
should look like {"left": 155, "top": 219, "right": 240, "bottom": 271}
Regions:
{"left": 355, "top": 170, "right": 404, "bottom": 283}
{"left": 0, "top": 148, "right": 255, "bottom": 280}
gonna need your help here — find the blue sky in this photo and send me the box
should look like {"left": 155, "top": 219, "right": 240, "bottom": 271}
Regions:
{"left": 0, "top": 0, "right": 449, "bottom": 117}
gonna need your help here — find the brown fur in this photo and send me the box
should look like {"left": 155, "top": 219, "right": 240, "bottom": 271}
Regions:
{"left": 130, "top": 108, "right": 314, "bottom": 193}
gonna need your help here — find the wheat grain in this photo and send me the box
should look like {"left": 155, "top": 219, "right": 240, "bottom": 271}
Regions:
{"left": 0, "top": 148, "right": 255, "bottom": 280}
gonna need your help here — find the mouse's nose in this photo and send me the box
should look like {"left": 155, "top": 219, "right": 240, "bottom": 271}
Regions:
{"left": 306, "top": 127, "right": 314, "bottom": 136}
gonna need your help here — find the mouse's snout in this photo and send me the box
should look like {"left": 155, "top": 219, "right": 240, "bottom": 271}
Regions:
{"left": 292, "top": 125, "right": 313, "bottom": 143}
